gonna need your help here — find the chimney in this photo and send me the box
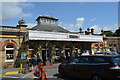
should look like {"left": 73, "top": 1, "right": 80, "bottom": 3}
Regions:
{"left": 85, "top": 31, "right": 88, "bottom": 35}
{"left": 87, "top": 28, "right": 90, "bottom": 35}
{"left": 79, "top": 28, "right": 83, "bottom": 34}
{"left": 91, "top": 28, "right": 94, "bottom": 35}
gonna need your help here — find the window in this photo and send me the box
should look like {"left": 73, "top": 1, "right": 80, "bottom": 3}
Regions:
{"left": 5, "top": 44, "right": 15, "bottom": 62}
{"left": 70, "top": 58, "right": 80, "bottom": 64}
{"left": 113, "top": 57, "right": 120, "bottom": 66}
{"left": 40, "top": 18, "right": 43, "bottom": 22}
{"left": 95, "top": 44, "right": 99, "bottom": 52}
{"left": 80, "top": 57, "right": 91, "bottom": 63}
{"left": 47, "top": 19, "right": 50, "bottom": 23}
{"left": 44, "top": 19, "right": 46, "bottom": 22}
{"left": 49, "top": 20, "right": 52, "bottom": 23}
{"left": 95, "top": 44, "right": 98, "bottom": 48}
{"left": 47, "top": 19, "right": 51, "bottom": 24}
{"left": 92, "top": 57, "right": 107, "bottom": 63}
{"left": 6, "top": 50, "right": 14, "bottom": 60}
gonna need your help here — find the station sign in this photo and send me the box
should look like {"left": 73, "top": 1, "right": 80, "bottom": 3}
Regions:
{"left": 69, "top": 35, "right": 80, "bottom": 38}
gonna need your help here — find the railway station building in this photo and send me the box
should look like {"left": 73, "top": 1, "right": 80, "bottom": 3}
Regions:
{"left": 0, "top": 15, "right": 103, "bottom": 67}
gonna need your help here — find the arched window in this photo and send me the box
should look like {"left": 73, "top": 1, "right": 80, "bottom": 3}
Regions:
{"left": 100, "top": 44, "right": 103, "bottom": 48}
{"left": 5, "top": 44, "right": 15, "bottom": 62}
{"left": 95, "top": 44, "right": 99, "bottom": 52}
{"left": 95, "top": 44, "right": 98, "bottom": 48}
{"left": 100, "top": 44, "right": 103, "bottom": 51}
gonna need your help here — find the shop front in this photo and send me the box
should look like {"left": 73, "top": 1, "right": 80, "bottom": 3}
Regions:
{"left": 25, "top": 30, "right": 103, "bottom": 64}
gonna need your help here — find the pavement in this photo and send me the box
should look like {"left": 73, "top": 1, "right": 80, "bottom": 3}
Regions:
{"left": 0, "top": 63, "right": 60, "bottom": 79}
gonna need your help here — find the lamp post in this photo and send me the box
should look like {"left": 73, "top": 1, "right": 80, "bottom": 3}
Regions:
{"left": 104, "top": 41, "right": 107, "bottom": 51}
{"left": 45, "top": 41, "right": 49, "bottom": 60}
{"left": 113, "top": 41, "right": 117, "bottom": 52}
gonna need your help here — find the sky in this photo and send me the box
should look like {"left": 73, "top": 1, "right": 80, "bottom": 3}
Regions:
{"left": 1, "top": 1, "right": 119, "bottom": 34}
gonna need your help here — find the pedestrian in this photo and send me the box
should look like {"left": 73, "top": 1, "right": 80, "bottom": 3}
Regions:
{"left": 42, "top": 52, "right": 46, "bottom": 66}
{"left": 48, "top": 53, "right": 52, "bottom": 65}
{"left": 33, "top": 54, "right": 37, "bottom": 65}
{"left": 37, "top": 53, "right": 42, "bottom": 64}
{"left": 26, "top": 55, "right": 30, "bottom": 67}
{"left": 65, "top": 51, "right": 69, "bottom": 60}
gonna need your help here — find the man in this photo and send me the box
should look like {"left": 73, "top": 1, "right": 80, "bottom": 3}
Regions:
{"left": 33, "top": 54, "right": 37, "bottom": 65}
{"left": 37, "top": 53, "right": 42, "bottom": 64}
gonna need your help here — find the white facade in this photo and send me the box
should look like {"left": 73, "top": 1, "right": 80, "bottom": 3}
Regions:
{"left": 28, "top": 30, "right": 103, "bottom": 42}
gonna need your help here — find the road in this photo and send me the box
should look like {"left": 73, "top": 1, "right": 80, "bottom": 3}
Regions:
{"left": 45, "top": 66, "right": 79, "bottom": 80}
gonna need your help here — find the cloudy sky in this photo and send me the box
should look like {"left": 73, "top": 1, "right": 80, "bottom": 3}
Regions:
{"left": 1, "top": 0, "right": 119, "bottom": 34}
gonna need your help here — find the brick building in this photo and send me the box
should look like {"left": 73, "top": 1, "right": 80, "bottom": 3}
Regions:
{"left": 0, "top": 23, "right": 28, "bottom": 67}
{"left": 92, "top": 35, "right": 120, "bottom": 53}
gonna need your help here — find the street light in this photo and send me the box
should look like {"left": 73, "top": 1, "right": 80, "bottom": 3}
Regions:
{"left": 113, "top": 41, "right": 117, "bottom": 52}
{"left": 45, "top": 41, "right": 49, "bottom": 60}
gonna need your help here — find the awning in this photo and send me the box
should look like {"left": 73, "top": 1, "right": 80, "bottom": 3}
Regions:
{"left": 28, "top": 30, "right": 103, "bottom": 42}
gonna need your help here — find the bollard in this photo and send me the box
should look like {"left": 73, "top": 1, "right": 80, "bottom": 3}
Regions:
{"left": 30, "top": 62, "right": 47, "bottom": 80}
{"left": 19, "top": 64, "right": 23, "bottom": 73}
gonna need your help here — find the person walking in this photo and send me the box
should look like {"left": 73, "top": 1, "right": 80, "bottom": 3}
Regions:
{"left": 37, "top": 53, "right": 42, "bottom": 64}
{"left": 42, "top": 52, "right": 46, "bottom": 66}
{"left": 48, "top": 53, "right": 52, "bottom": 65}
{"left": 26, "top": 55, "right": 31, "bottom": 67}
{"left": 33, "top": 54, "right": 37, "bottom": 65}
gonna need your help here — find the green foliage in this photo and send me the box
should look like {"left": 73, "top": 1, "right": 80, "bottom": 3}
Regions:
{"left": 101, "top": 27, "right": 120, "bottom": 37}
{"left": 103, "top": 31, "right": 113, "bottom": 36}
{"left": 114, "top": 27, "right": 120, "bottom": 36}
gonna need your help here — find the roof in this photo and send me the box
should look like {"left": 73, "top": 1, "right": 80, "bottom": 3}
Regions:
{"left": 36, "top": 15, "right": 58, "bottom": 21}
{"left": 31, "top": 23, "right": 69, "bottom": 33}
{"left": 0, "top": 26, "right": 16, "bottom": 28}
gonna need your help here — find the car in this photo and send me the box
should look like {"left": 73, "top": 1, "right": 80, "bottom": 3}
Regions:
{"left": 94, "top": 51, "right": 118, "bottom": 55}
{"left": 58, "top": 55, "right": 120, "bottom": 80}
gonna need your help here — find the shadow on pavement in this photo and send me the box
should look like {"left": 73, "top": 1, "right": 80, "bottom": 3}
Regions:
{"left": 1, "top": 78, "right": 37, "bottom": 80}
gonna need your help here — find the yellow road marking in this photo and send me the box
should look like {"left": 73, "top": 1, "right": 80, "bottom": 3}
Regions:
{"left": 4, "top": 71, "right": 19, "bottom": 75}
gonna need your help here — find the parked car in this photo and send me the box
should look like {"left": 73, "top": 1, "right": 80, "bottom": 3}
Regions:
{"left": 58, "top": 55, "right": 120, "bottom": 80}
{"left": 94, "top": 51, "right": 118, "bottom": 55}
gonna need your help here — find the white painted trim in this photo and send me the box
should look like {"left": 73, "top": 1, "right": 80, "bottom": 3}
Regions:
{"left": 5, "top": 48, "right": 14, "bottom": 50}
{"left": 5, "top": 60, "right": 14, "bottom": 62}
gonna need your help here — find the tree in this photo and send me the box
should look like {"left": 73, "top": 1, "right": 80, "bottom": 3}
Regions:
{"left": 101, "top": 30, "right": 113, "bottom": 36}
{"left": 114, "top": 27, "right": 120, "bottom": 36}
{"left": 105, "top": 31, "right": 113, "bottom": 36}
